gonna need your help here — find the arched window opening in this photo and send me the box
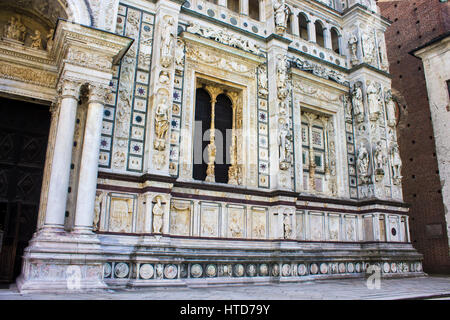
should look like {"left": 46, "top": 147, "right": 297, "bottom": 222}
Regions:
{"left": 331, "top": 27, "right": 340, "bottom": 54}
{"left": 249, "top": 0, "right": 260, "bottom": 21}
{"left": 287, "top": 13, "right": 293, "bottom": 35}
{"left": 299, "top": 13, "right": 309, "bottom": 40}
{"left": 193, "top": 88, "right": 233, "bottom": 184}
{"left": 193, "top": 88, "right": 212, "bottom": 181}
{"left": 315, "top": 20, "right": 325, "bottom": 47}
{"left": 228, "top": 0, "right": 240, "bottom": 13}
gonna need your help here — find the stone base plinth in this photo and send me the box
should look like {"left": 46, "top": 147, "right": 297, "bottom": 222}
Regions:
{"left": 16, "top": 229, "right": 108, "bottom": 293}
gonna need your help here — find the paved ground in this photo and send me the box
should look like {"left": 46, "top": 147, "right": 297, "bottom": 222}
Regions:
{"left": 1, "top": 276, "right": 449, "bottom": 300}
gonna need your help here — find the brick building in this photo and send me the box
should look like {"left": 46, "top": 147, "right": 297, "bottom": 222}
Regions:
{"left": 378, "top": 0, "right": 450, "bottom": 273}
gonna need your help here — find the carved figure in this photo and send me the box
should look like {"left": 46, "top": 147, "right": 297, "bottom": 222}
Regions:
{"left": 357, "top": 142, "right": 370, "bottom": 183}
{"left": 154, "top": 95, "right": 170, "bottom": 151}
{"left": 30, "top": 30, "right": 42, "bottom": 49}
{"left": 348, "top": 34, "right": 359, "bottom": 65}
{"left": 160, "top": 16, "right": 175, "bottom": 68}
{"left": 283, "top": 214, "right": 292, "bottom": 239}
{"left": 258, "top": 65, "right": 268, "bottom": 98}
{"left": 46, "top": 29, "right": 54, "bottom": 51}
{"left": 390, "top": 143, "right": 402, "bottom": 185}
{"left": 279, "top": 121, "right": 292, "bottom": 170}
{"left": 152, "top": 196, "right": 164, "bottom": 233}
{"left": 343, "top": 94, "right": 352, "bottom": 121}
{"left": 4, "top": 16, "right": 26, "bottom": 42}
{"left": 385, "top": 90, "right": 397, "bottom": 127}
{"left": 367, "top": 81, "right": 381, "bottom": 121}
{"left": 352, "top": 83, "right": 364, "bottom": 123}
{"left": 273, "top": 0, "right": 290, "bottom": 35}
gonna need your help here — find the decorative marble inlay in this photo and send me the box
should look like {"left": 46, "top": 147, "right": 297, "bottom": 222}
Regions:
{"left": 114, "top": 262, "right": 129, "bottom": 278}
{"left": 139, "top": 264, "right": 154, "bottom": 279}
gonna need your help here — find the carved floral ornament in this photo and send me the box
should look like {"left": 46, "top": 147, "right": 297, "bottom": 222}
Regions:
{"left": 186, "top": 22, "right": 263, "bottom": 56}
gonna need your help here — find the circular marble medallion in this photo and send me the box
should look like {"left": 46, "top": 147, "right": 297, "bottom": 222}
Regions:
{"left": 247, "top": 264, "right": 256, "bottom": 277}
{"left": 271, "top": 264, "right": 280, "bottom": 277}
{"left": 234, "top": 264, "right": 245, "bottom": 277}
{"left": 206, "top": 264, "right": 217, "bottom": 277}
{"left": 114, "top": 262, "right": 129, "bottom": 278}
{"left": 391, "top": 262, "right": 397, "bottom": 273}
{"left": 320, "top": 263, "right": 328, "bottom": 274}
{"left": 383, "top": 262, "right": 390, "bottom": 273}
{"left": 355, "top": 263, "right": 361, "bottom": 273}
{"left": 282, "top": 264, "right": 291, "bottom": 277}
{"left": 164, "top": 264, "right": 177, "bottom": 279}
{"left": 310, "top": 263, "right": 319, "bottom": 275}
{"left": 103, "top": 263, "right": 112, "bottom": 278}
{"left": 347, "top": 263, "right": 354, "bottom": 273}
{"left": 191, "top": 264, "right": 203, "bottom": 278}
{"left": 259, "top": 264, "right": 268, "bottom": 276}
{"left": 416, "top": 262, "right": 422, "bottom": 272}
{"left": 139, "top": 264, "right": 154, "bottom": 280}
{"left": 338, "top": 263, "right": 346, "bottom": 273}
{"left": 298, "top": 264, "right": 307, "bottom": 276}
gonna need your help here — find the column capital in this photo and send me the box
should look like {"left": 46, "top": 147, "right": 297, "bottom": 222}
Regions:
{"left": 88, "top": 83, "right": 110, "bottom": 105}
{"left": 57, "top": 78, "right": 82, "bottom": 100}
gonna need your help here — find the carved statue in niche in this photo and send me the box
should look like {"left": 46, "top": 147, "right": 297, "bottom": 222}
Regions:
{"left": 377, "top": 34, "right": 389, "bottom": 71}
{"left": 343, "top": 94, "right": 352, "bottom": 122}
{"left": 229, "top": 213, "right": 242, "bottom": 238}
{"left": 367, "top": 81, "right": 381, "bottom": 121}
{"left": 4, "top": 16, "right": 26, "bottom": 42}
{"left": 152, "top": 196, "right": 165, "bottom": 234}
{"left": 283, "top": 214, "right": 292, "bottom": 239}
{"left": 279, "top": 120, "right": 292, "bottom": 170}
{"left": 352, "top": 82, "right": 364, "bottom": 123}
{"left": 276, "top": 55, "right": 289, "bottom": 100}
{"left": 373, "top": 141, "right": 386, "bottom": 182}
{"left": 109, "top": 198, "right": 133, "bottom": 233}
{"left": 46, "top": 29, "right": 54, "bottom": 51}
{"left": 154, "top": 93, "right": 170, "bottom": 151}
{"left": 385, "top": 89, "right": 397, "bottom": 127}
{"left": 175, "top": 39, "right": 185, "bottom": 67}
{"left": 273, "top": 0, "right": 290, "bottom": 35}
{"left": 348, "top": 34, "right": 359, "bottom": 66}
{"left": 258, "top": 65, "right": 268, "bottom": 98}
{"left": 362, "top": 31, "right": 376, "bottom": 65}
{"left": 93, "top": 192, "right": 105, "bottom": 231}
{"left": 29, "top": 30, "right": 42, "bottom": 49}
{"left": 160, "top": 16, "right": 175, "bottom": 68}
{"left": 390, "top": 143, "right": 402, "bottom": 185}
{"left": 357, "top": 142, "right": 370, "bottom": 184}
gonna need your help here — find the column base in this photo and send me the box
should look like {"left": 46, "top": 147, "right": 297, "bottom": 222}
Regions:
{"left": 16, "top": 229, "right": 107, "bottom": 293}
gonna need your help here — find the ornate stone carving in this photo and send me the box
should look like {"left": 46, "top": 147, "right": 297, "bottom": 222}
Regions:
{"left": 170, "top": 201, "right": 191, "bottom": 236}
{"left": 109, "top": 197, "right": 133, "bottom": 233}
{"left": 343, "top": 94, "right": 353, "bottom": 122}
{"left": 278, "top": 120, "right": 293, "bottom": 170}
{"left": 366, "top": 81, "right": 382, "bottom": 121}
{"left": 357, "top": 142, "right": 370, "bottom": 184}
{"left": 352, "top": 82, "right": 364, "bottom": 123}
{"left": 93, "top": 192, "right": 105, "bottom": 231}
{"left": 293, "top": 81, "right": 340, "bottom": 103}
{"left": 390, "top": 143, "right": 402, "bottom": 185}
{"left": 377, "top": 34, "right": 389, "bottom": 71}
{"left": 362, "top": 31, "right": 376, "bottom": 65}
{"left": 175, "top": 38, "right": 185, "bottom": 67}
{"left": 152, "top": 195, "right": 165, "bottom": 234}
{"left": 0, "top": 63, "right": 57, "bottom": 88}
{"left": 273, "top": 0, "right": 290, "bottom": 35}
{"left": 186, "top": 23, "right": 261, "bottom": 56}
{"left": 385, "top": 89, "right": 397, "bottom": 127}
{"left": 290, "top": 57, "right": 349, "bottom": 86}
{"left": 4, "top": 16, "right": 26, "bottom": 42}
{"left": 160, "top": 15, "right": 175, "bottom": 68}
{"left": 257, "top": 64, "right": 268, "bottom": 98}
{"left": 65, "top": 48, "right": 113, "bottom": 72}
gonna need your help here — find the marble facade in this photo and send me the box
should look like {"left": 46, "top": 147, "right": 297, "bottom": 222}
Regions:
{"left": 0, "top": 0, "right": 424, "bottom": 292}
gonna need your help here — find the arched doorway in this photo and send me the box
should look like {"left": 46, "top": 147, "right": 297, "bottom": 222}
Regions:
{"left": 0, "top": 97, "right": 51, "bottom": 284}
{"left": 193, "top": 88, "right": 212, "bottom": 181}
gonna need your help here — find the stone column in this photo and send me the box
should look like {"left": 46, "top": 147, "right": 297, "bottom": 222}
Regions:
{"left": 308, "top": 21, "right": 316, "bottom": 43}
{"left": 259, "top": 0, "right": 266, "bottom": 22}
{"left": 42, "top": 79, "right": 81, "bottom": 231}
{"left": 73, "top": 84, "right": 107, "bottom": 234}
{"left": 324, "top": 27, "right": 332, "bottom": 50}
{"left": 241, "top": 0, "right": 249, "bottom": 15}
{"left": 291, "top": 12, "right": 299, "bottom": 37}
